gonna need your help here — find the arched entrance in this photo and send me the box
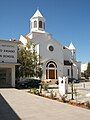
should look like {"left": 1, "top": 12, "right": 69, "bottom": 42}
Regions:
{"left": 46, "top": 61, "right": 57, "bottom": 79}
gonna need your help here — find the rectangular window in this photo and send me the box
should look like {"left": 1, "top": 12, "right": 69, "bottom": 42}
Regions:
{"left": 39, "top": 21, "right": 42, "bottom": 28}
{"left": 34, "top": 21, "right": 37, "bottom": 28}
{"left": 67, "top": 69, "right": 70, "bottom": 76}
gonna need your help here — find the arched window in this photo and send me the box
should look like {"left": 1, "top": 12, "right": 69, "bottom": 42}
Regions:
{"left": 49, "top": 64, "right": 55, "bottom": 68}
{"left": 46, "top": 61, "right": 57, "bottom": 79}
{"left": 39, "top": 21, "right": 42, "bottom": 28}
{"left": 46, "top": 61, "right": 57, "bottom": 67}
{"left": 34, "top": 21, "right": 37, "bottom": 28}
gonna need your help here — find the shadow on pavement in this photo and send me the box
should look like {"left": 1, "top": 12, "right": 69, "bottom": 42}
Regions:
{"left": 0, "top": 94, "right": 21, "bottom": 120}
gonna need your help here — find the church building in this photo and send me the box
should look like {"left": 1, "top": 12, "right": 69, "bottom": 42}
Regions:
{"left": 19, "top": 10, "right": 81, "bottom": 84}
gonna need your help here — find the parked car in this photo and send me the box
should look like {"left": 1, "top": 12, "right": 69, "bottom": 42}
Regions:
{"left": 68, "top": 78, "right": 80, "bottom": 83}
{"left": 15, "top": 78, "right": 41, "bottom": 89}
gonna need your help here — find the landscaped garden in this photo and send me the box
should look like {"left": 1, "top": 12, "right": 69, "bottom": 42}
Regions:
{"left": 28, "top": 81, "right": 90, "bottom": 110}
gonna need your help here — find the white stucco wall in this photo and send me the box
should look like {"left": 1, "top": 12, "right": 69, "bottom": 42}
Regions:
{"left": 27, "top": 32, "right": 64, "bottom": 80}
{"left": 19, "top": 35, "right": 27, "bottom": 45}
{"left": 28, "top": 32, "right": 63, "bottom": 62}
{"left": 76, "top": 61, "right": 81, "bottom": 79}
{"left": 63, "top": 47, "right": 72, "bottom": 61}
{"left": 63, "top": 64, "right": 78, "bottom": 79}
{"left": 63, "top": 66, "right": 71, "bottom": 78}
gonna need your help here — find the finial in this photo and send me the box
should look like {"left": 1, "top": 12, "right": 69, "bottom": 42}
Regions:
{"left": 37, "top": 6, "right": 39, "bottom": 10}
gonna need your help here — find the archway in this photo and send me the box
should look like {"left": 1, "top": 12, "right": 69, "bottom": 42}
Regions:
{"left": 46, "top": 61, "right": 57, "bottom": 79}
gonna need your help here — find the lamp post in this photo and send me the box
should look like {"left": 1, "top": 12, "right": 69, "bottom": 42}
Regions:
{"left": 71, "top": 62, "right": 74, "bottom": 100}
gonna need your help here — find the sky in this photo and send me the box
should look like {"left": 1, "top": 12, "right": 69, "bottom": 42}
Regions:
{"left": 0, "top": 0, "right": 90, "bottom": 63}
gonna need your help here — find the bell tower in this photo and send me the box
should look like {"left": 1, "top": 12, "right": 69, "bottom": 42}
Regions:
{"left": 30, "top": 9, "right": 45, "bottom": 32}
{"left": 69, "top": 42, "right": 76, "bottom": 60}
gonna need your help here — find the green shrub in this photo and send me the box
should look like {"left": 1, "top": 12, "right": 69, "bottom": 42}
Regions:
{"left": 31, "top": 88, "right": 40, "bottom": 95}
{"left": 42, "top": 82, "right": 49, "bottom": 91}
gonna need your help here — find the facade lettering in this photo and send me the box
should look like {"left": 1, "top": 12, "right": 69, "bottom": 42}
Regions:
{"left": 0, "top": 49, "right": 15, "bottom": 53}
{"left": 2, "top": 44, "right": 14, "bottom": 48}
{"left": 3, "top": 55, "right": 14, "bottom": 58}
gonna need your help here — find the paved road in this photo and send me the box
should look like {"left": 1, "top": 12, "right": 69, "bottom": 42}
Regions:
{"left": 0, "top": 88, "right": 90, "bottom": 120}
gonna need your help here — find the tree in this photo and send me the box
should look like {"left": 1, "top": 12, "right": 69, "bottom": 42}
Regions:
{"left": 84, "top": 63, "right": 90, "bottom": 78}
{"left": 15, "top": 42, "right": 42, "bottom": 79}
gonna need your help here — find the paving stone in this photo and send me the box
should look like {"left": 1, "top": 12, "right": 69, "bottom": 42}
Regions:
{"left": 0, "top": 88, "right": 90, "bottom": 120}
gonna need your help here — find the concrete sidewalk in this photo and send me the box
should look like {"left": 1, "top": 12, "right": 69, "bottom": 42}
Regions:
{"left": 0, "top": 88, "right": 90, "bottom": 120}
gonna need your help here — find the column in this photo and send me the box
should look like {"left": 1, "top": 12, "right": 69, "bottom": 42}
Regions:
{"left": 11, "top": 66, "right": 15, "bottom": 87}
